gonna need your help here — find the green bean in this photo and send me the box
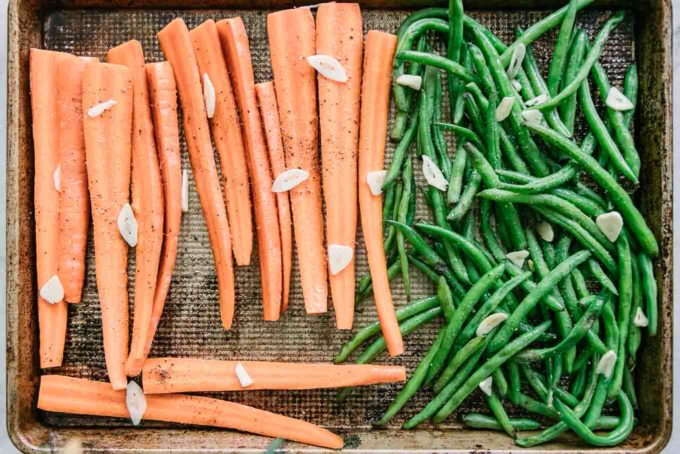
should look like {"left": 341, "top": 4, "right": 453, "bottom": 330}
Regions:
{"left": 446, "top": 144, "right": 467, "bottom": 204}
{"left": 414, "top": 223, "right": 494, "bottom": 273}
{"left": 515, "top": 66, "right": 536, "bottom": 102}
{"left": 433, "top": 335, "right": 486, "bottom": 393}
{"left": 587, "top": 259, "right": 618, "bottom": 295}
{"left": 397, "top": 51, "right": 478, "bottom": 84}
{"left": 397, "top": 159, "right": 414, "bottom": 300}
{"left": 374, "top": 329, "right": 446, "bottom": 426}
{"left": 447, "top": 171, "right": 482, "bottom": 221}
{"left": 424, "top": 264, "right": 507, "bottom": 385}
{"left": 623, "top": 64, "right": 638, "bottom": 127}
{"left": 524, "top": 122, "right": 658, "bottom": 257}
{"left": 485, "top": 392, "right": 515, "bottom": 437}
{"left": 467, "top": 43, "right": 495, "bottom": 95}
{"left": 480, "top": 200, "right": 507, "bottom": 262}
{"left": 575, "top": 182, "right": 608, "bottom": 210}
{"left": 355, "top": 260, "right": 401, "bottom": 304}
{"left": 335, "top": 296, "right": 439, "bottom": 363}
{"left": 447, "top": 0, "right": 465, "bottom": 116}
{"left": 407, "top": 254, "right": 467, "bottom": 301}
{"left": 463, "top": 91, "right": 485, "bottom": 137}
{"left": 433, "top": 77, "right": 452, "bottom": 179}
{"left": 453, "top": 46, "right": 471, "bottom": 124}
{"left": 437, "top": 276, "right": 456, "bottom": 321}
{"left": 608, "top": 234, "right": 633, "bottom": 399}
{"left": 493, "top": 367, "right": 509, "bottom": 398}
{"left": 546, "top": 0, "right": 579, "bottom": 95}
{"left": 463, "top": 413, "right": 542, "bottom": 431}
{"left": 572, "top": 266, "right": 590, "bottom": 300}
{"left": 382, "top": 184, "right": 396, "bottom": 224}
{"left": 384, "top": 115, "right": 418, "bottom": 189}
{"left": 571, "top": 361, "right": 589, "bottom": 399}
{"left": 639, "top": 253, "right": 658, "bottom": 335}
{"left": 525, "top": 228, "right": 564, "bottom": 307}
{"left": 489, "top": 250, "right": 591, "bottom": 353}
{"left": 436, "top": 122, "right": 484, "bottom": 150}
{"left": 628, "top": 255, "right": 643, "bottom": 358}
{"left": 546, "top": 355, "right": 562, "bottom": 406}
{"left": 485, "top": 92, "right": 502, "bottom": 168}
{"left": 622, "top": 365, "right": 638, "bottom": 408}
{"left": 432, "top": 321, "right": 552, "bottom": 423}
{"left": 529, "top": 11, "right": 625, "bottom": 111}
{"left": 560, "top": 29, "right": 587, "bottom": 133}
{"left": 579, "top": 72, "right": 637, "bottom": 183}
{"left": 602, "top": 297, "right": 620, "bottom": 351}
{"left": 556, "top": 235, "right": 580, "bottom": 316}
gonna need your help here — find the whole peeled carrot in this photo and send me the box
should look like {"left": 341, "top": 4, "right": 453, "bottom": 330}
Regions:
{"left": 158, "top": 18, "right": 236, "bottom": 329}
{"left": 190, "top": 20, "right": 253, "bottom": 266}
{"left": 142, "top": 358, "right": 406, "bottom": 394}
{"left": 30, "top": 49, "right": 68, "bottom": 368}
{"left": 107, "top": 41, "right": 165, "bottom": 377}
{"left": 55, "top": 54, "right": 96, "bottom": 304}
{"left": 254, "top": 81, "right": 293, "bottom": 313}
{"left": 216, "top": 17, "right": 283, "bottom": 321}
{"left": 82, "top": 61, "right": 134, "bottom": 389}
{"left": 316, "top": 3, "right": 363, "bottom": 329}
{"left": 358, "top": 31, "right": 403, "bottom": 357}
{"left": 268, "top": 8, "right": 327, "bottom": 314}
{"left": 38, "top": 375, "right": 343, "bottom": 449}
{"left": 143, "top": 61, "right": 182, "bottom": 360}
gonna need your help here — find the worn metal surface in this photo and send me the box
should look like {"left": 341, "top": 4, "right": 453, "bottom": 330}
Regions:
{"left": 6, "top": 0, "right": 672, "bottom": 452}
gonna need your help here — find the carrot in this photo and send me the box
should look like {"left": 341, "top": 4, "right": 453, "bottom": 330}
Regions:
{"left": 55, "top": 54, "right": 96, "bottom": 304}
{"left": 30, "top": 49, "right": 68, "bottom": 368}
{"left": 216, "top": 18, "right": 283, "bottom": 321}
{"left": 38, "top": 375, "right": 343, "bottom": 449}
{"left": 107, "top": 41, "right": 165, "bottom": 377}
{"left": 267, "top": 8, "right": 328, "bottom": 314}
{"left": 141, "top": 61, "right": 182, "bottom": 363}
{"left": 316, "top": 3, "right": 363, "bottom": 329}
{"left": 254, "top": 81, "right": 292, "bottom": 313}
{"left": 82, "top": 61, "right": 134, "bottom": 388}
{"left": 358, "top": 31, "right": 403, "bottom": 357}
{"left": 142, "top": 358, "right": 406, "bottom": 394}
{"left": 158, "top": 18, "right": 236, "bottom": 329}
{"left": 190, "top": 20, "right": 253, "bottom": 266}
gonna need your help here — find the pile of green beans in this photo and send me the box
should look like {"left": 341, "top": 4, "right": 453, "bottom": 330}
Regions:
{"left": 340, "top": 0, "right": 657, "bottom": 448}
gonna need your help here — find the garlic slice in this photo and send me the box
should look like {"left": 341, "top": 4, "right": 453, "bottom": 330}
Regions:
{"left": 235, "top": 362, "right": 254, "bottom": 388}
{"left": 496, "top": 97, "right": 515, "bottom": 122}
{"left": 633, "top": 307, "right": 649, "bottom": 328}
{"left": 306, "top": 54, "right": 348, "bottom": 82}
{"left": 125, "top": 381, "right": 147, "bottom": 426}
{"left": 507, "top": 43, "right": 526, "bottom": 79}
{"left": 525, "top": 94, "right": 548, "bottom": 108}
{"left": 511, "top": 79, "right": 523, "bottom": 92}
{"left": 203, "top": 73, "right": 216, "bottom": 119}
{"left": 479, "top": 376, "right": 493, "bottom": 396}
{"left": 506, "top": 250, "right": 530, "bottom": 268}
{"left": 476, "top": 313, "right": 508, "bottom": 337}
{"left": 87, "top": 99, "right": 117, "bottom": 118}
{"left": 606, "top": 87, "right": 634, "bottom": 111}
{"left": 366, "top": 170, "right": 387, "bottom": 196}
{"left": 596, "top": 211, "right": 624, "bottom": 242}
{"left": 537, "top": 221, "right": 555, "bottom": 242}
{"left": 596, "top": 350, "right": 617, "bottom": 378}
{"left": 328, "top": 244, "right": 354, "bottom": 275}
{"left": 40, "top": 275, "right": 64, "bottom": 304}
{"left": 422, "top": 155, "right": 448, "bottom": 192}
{"left": 522, "top": 109, "right": 543, "bottom": 125}
{"left": 117, "top": 203, "right": 138, "bottom": 247}
{"left": 53, "top": 164, "right": 61, "bottom": 192}
{"left": 396, "top": 74, "right": 423, "bottom": 90}
{"left": 181, "top": 168, "right": 189, "bottom": 212}
{"left": 272, "top": 169, "right": 310, "bottom": 193}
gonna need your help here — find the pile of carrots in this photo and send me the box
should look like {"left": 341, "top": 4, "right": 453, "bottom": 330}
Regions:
{"left": 30, "top": 3, "right": 407, "bottom": 449}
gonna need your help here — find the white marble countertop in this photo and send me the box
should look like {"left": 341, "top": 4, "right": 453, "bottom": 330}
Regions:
{"left": 0, "top": 1, "right": 677, "bottom": 452}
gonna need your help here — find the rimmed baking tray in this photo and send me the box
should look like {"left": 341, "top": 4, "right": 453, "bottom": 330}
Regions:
{"left": 6, "top": 0, "right": 673, "bottom": 451}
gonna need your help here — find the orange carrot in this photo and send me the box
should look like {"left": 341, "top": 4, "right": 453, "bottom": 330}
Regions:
{"left": 38, "top": 375, "right": 343, "bottom": 449}
{"left": 316, "top": 3, "right": 363, "bottom": 329}
{"left": 55, "top": 54, "right": 96, "bottom": 304}
{"left": 190, "top": 20, "right": 253, "bottom": 266}
{"left": 107, "top": 41, "right": 165, "bottom": 377}
{"left": 216, "top": 18, "right": 283, "bottom": 321}
{"left": 254, "top": 81, "right": 292, "bottom": 313}
{"left": 158, "top": 18, "right": 236, "bottom": 329}
{"left": 82, "top": 62, "right": 134, "bottom": 388}
{"left": 267, "top": 8, "right": 327, "bottom": 314}
{"left": 358, "top": 31, "right": 403, "bottom": 357}
{"left": 30, "top": 49, "right": 68, "bottom": 368}
{"left": 142, "top": 358, "right": 406, "bottom": 394}
{"left": 142, "top": 61, "right": 182, "bottom": 362}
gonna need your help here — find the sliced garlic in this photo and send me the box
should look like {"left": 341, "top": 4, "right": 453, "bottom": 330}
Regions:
{"left": 511, "top": 79, "right": 523, "bottom": 92}
{"left": 328, "top": 244, "right": 353, "bottom": 275}
{"left": 53, "top": 164, "right": 61, "bottom": 192}
{"left": 40, "top": 275, "right": 64, "bottom": 304}
{"left": 633, "top": 307, "right": 649, "bottom": 328}
{"left": 235, "top": 362, "right": 254, "bottom": 387}
{"left": 506, "top": 250, "right": 530, "bottom": 268}
{"left": 87, "top": 99, "right": 117, "bottom": 118}
{"left": 203, "top": 73, "right": 216, "bottom": 119}
{"left": 125, "top": 381, "right": 146, "bottom": 425}
{"left": 496, "top": 97, "right": 515, "bottom": 122}
{"left": 422, "top": 155, "right": 448, "bottom": 192}
{"left": 537, "top": 221, "right": 555, "bottom": 242}
{"left": 117, "top": 203, "right": 138, "bottom": 247}
{"left": 396, "top": 74, "right": 423, "bottom": 91}
{"left": 522, "top": 109, "right": 543, "bottom": 125}
{"left": 181, "top": 168, "right": 189, "bottom": 213}
{"left": 596, "top": 350, "right": 617, "bottom": 378}
{"left": 306, "top": 54, "right": 348, "bottom": 82}
{"left": 525, "top": 94, "right": 548, "bottom": 108}
{"left": 596, "top": 211, "right": 624, "bottom": 243}
{"left": 606, "top": 87, "right": 634, "bottom": 111}
{"left": 272, "top": 169, "right": 310, "bottom": 193}
{"left": 479, "top": 376, "right": 493, "bottom": 396}
{"left": 507, "top": 43, "right": 526, "bottom": 79}
{"left": 476, "top": 313, "right": 508, "bottom": 337}
{"left": 366, "top": 170, "right": 387, "bottom": 196}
